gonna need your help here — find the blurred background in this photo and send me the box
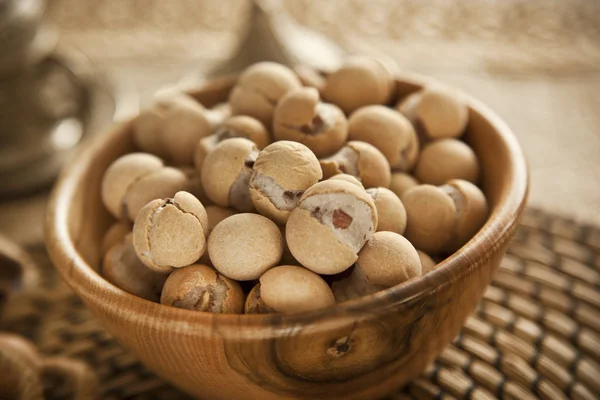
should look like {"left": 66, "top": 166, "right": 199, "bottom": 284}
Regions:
{"left": 42, "top": 0, "right": 600, "bottom": 225}
{"left": 2, "top": 0, "right": 600, "bottom": 240}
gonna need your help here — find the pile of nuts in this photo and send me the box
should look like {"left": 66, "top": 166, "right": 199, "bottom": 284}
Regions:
{"left": 100, "top": 58, "right": 488, "bottom": 315}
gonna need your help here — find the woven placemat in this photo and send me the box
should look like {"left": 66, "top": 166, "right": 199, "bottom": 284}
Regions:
{"left": 1, "top": 207, "right": 599, "bottom": 399}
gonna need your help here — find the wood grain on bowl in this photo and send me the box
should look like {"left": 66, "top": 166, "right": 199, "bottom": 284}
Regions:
{"left": 45, "top": 74, "right": 528, "bottom": 400}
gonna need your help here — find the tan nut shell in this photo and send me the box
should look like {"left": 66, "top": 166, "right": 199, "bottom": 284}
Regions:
{"left": 286, "top": 180, "right": 377, "bottom": 275}
{"left": 357, "top": 231, "right": 421, "bottom": 287}
{"left": 273, "top": 88, "right": 348, "bottom": 157}
{"left": 294, "top": 65, "right": 326, "bottom": 91}
{"left": 133, "top": 108, "right": 166, "bottom": 157}
{"left": 403, "top": 185, "right": 457, "bottom": 254}
{"left": 195, "top": 116, "right": 270, "bottom": 171}
{"left": 328, "top": 173, "right": 364, "bottom": 188}
{"left": 244, "top": 283, "right": 274, "bottom": 314}
{"left": 162, "top": 99, "right": 213, "bottom": 165}
{"left": 178, "top": 166, "right": 212, "bottom": 206}
{"left": 133, "top": 192, "right": 208, "bottom": 273}
{"left": 102, "top": 234, "right": 168, "bottom": 302}
{"left": 123, "top": 167, "right": 189, "bottom": 221}
{"left": 417, "top": 250, "right": 437, "bottom": 274}
{"left": 208, "top": 213, "right": 283, "bottom": 281}
{"left": 322, "top": 57, "right": 394, "bottom": 114}
{"left": 348, "top": 141, "right": 391, "bottom": 189}
{"left": 101, "top": 153, "right": 163, "bottom": 220}
{"left": 415, "top": 139, "right": 480, "bottom": 186}
{"left": 389, "top": 172, "right": 419, "bottom": 199}
{"left": 395, "top": 92, "right": 421, "bottom": 127}
{"left": 260, "top": 265, "right": 335, "bottom": 313}
{"left": 160, "top": 264, "right": 244, "bottom": 314}
{"left": 197, "top": 206, "right": 236, "bottom": 266}
{"left": 442, "top": 179, "right": 489, "bottom": 252}
{"left": 101, "top": 222, "right": 132, "bottom": 255}
{"left": 201, "top": 138, "right": 258, "bottom": 210}
{"left": 348, "top": 105, "right": 419, "bottom": 171}
{"left": 418, "top": 87, "right": 468, "bottom": 139}
{"left": 249, "top": 141, "right": 322, "bottom": 224}
{"left": 229, "top": 62, "right": 301, "bottom": 126}
{"left": 366, "top": 187, "right": 407, "bottom": 235}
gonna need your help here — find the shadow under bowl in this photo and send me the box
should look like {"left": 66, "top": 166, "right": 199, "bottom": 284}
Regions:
{"left": 45, "top": 73, "right": 528, "bottom": 400}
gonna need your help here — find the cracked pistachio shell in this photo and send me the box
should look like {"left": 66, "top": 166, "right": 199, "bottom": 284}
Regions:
{"left": 286, "top": 180, "right": 378, "bottom": 275}
{"left": 123, "top": 167, "right": 189, "bottom": 221}
{"left": 403, "top": 184, "right": 457, "bottom": 254}
{"left": 260, "top": 265, "right": 335, "bottom": 313}
{"left": 194, "top": 116, "right": 270, "bottom": 171}
{"left": 133, "top": 191, "right": 208, "bottom": 273}
{"left": 208, "top": 213, "right": 283, "bottom": 281}
{"left": 102, "top": 234, "right": 168, "bottom": 302}
{"left": 320, "top": 141, "right": 391, "bottom": 189}
{"left": 273, "top": 87, "right": 348, "bottom": 157}
{"left": 249, "top": 141, "right": 322, "bottom": 225}
{"left": 366, "top": 187, "right": 407, "bottom": 235}
{"left": 441, "top": 179, "right": 489, "bottom": 253}
{"left": 160, "top": 264, "right": 244, "bottom": 314}
{"left": 322, "top": 57, "right": 394, "bottom": 114}
{"left": 200, "top": 138, "right": 258, "bottom": 212}
{"left": 415, "top": 139, "right": 480, "bottom": 186}
{"left": 229, "top": 62, "right": 301, "bottom": 126}
{"left": 348, "top": 105, "right": 419, "bottom": 171}
{"left": 101, "top": 153, "right": 164, "bottom": 220}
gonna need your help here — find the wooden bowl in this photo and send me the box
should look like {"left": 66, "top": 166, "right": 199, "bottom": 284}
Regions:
{"left": 45, "top": 74, "right": 528, "bottom": 400}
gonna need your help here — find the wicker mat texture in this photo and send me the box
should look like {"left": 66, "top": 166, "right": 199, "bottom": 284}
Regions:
{"left": 1, "top": 207, "right": 600, "bottom": 400}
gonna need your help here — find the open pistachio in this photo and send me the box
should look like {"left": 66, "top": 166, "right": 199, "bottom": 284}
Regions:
{"left": 201, "top": 138, "right": 259, "bottom": 212}
{"left": 160, "top": 264, "right": 244, "bottom": 314}
{"left": 320, "top": 141, "right": 391, "bottom": 189}
{"left": 102, "top": 234, "right": 168, "bottom": 302}
{"left": 194, "top": 116, "right": 269, "bottom": 171}
{"left": 286, "top": 180, "right": 378, "bottom": 274}
{"left": 133, "top": 191, "right": 208, "bottom": 273}
{"left": 273, "top": 87, "right": 348, "bottom": 157}
{"left": 440, "top": 179, "right": 488, "bottom": 252}
{"left": 249, "top": 141, "right": 322, "bottom": 225}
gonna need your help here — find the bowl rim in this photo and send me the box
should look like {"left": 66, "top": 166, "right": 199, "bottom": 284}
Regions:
{"left": 45, "top": 72, "right": 529, "bottom": 331}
